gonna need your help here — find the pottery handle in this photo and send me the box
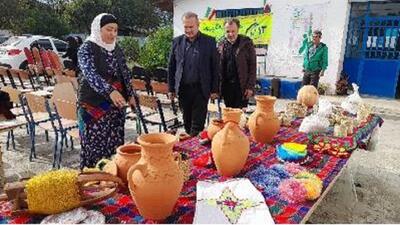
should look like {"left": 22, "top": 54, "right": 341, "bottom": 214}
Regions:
{"left": 127, "top": 163, "right": 148, "bottom": 193}
{"left": 221, "top": 122, "right": 235, "bottom": 146}
{"left": 173, "top": 152, "right": 182, "bottom": 165}
{"left": 255, "top": 112, "right": 265, "bottom": 126}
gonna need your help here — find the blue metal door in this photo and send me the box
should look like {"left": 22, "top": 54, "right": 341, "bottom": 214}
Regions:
{"left": 344, "top": 2, "right": 400, "bottom": 98}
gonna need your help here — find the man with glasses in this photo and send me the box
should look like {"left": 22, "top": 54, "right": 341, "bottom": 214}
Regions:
{"left": 299, "top": 30, "right": 328, "bottom": 88}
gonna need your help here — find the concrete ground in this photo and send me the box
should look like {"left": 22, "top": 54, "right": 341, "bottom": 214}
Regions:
{"left": 0, "top": 95, "right": 399, "bottom": 223}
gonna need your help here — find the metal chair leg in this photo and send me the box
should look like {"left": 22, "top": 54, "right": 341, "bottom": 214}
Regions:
{"left": 52, "top": 133, "right": 59, "bottom": 168}
{"left": 64, "top": 133, "right": 69, "bottom": 148}
{"left": 11, "top": 130, "right": 15, "bottom": 149}
{"left": 45, "top": 130, "right": 49, "bottom": 142}
{"left": 29, "top": 125, "right": 36, "bottom": 161}
{"left": 6, "top": 131, "right": 10, "bottom": 150}
{"left": 58, "top": 132, "right": 65, "bottom": 169}
{"left": 70, "top": 136, "right": 74, "bottom": 150}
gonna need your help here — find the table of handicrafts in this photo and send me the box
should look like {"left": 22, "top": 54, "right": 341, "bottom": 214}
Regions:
{"left": 0, "top": 115, "right": 383, "bottom": 224}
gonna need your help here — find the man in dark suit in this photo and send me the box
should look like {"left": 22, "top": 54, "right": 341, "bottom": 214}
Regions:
{"left": 168, "top": 11, "right": 219, "bottom": 137}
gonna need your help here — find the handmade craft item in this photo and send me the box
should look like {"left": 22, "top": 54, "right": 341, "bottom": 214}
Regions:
{"left": 0, "top": 170, "right": 124, "bottom": 215}
{"left": 297, "top": 85, "right": 319, "bottom": 107}
{"left": 114, "top": 144, "right": 141, "bottom": 184}
{"left": 285, "top": 101, "right": 308, "bottom": 118}
{"left": 127, "top": 133, "right": 184, "bottom": 220}
{"left": 212, "top": 108, "right": 250, "bottom": 177}
{"left": 248, "top": 95, "right": 281, "bottom": 144}
{"left": 276, "top": 142, "right": 308, "bottom": 163}
{"left": 193, "top": 179, "right": 275, "bottom": 224}
{"left": 40, "top": 207, "right": 105, "bottom": 224}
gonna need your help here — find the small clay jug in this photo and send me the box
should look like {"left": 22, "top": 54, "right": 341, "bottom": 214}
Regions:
{"left": 207, "top": 118, "right": 224, "bottom": 140}
{"left": 247, "top": 95, "right": 281, "bottom": 144}
{"left": 127, "top": 133, "right": 183, "bottom": 220}
{"left": 211, "top": 108, "right": 250, "bottom": 177}
{"left": 114, "top": 144, "right": 141, "bottom": 184}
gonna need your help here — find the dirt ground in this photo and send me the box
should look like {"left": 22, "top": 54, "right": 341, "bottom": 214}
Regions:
{"left": 1, "top": 96, "right": 399, "bottom": 224}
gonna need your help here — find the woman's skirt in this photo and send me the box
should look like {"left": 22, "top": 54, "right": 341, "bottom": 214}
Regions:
{"left": 78, "top": 107, "right": 125, "bottom": 169}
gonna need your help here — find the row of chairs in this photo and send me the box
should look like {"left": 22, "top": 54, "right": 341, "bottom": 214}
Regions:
{"left": 24, "top": 47, "right": 76, "bottom": 86}
{"left": 1, "top": 77, "right": 78, "bottom": 168}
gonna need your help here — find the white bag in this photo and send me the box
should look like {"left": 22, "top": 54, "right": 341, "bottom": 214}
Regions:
{"left": 341, "top": 83, "right": 363, "bottom": 114}
{"left": 317, "top": 98, "right": 333, "bottom": 118}
{"left": 299, "top": 115, "right": 330, "bottom": 133}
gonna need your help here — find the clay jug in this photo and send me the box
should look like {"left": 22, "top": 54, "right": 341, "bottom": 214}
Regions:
{"left": 207, "top": 118, "right": 224, "bottom": 140}
{"left": 114, "top": 144, "right": 141, "bottom": 184}
{"left": 127, "top": 133, "right": 184, "bottom": 220}
{"left": 211, "top": 108, "right": 250, "bottom": 177}
{"left": 248, "top": 95, "right": 281, "bottom": 144}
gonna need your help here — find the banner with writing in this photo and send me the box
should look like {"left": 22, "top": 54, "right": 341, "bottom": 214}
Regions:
{"left": 199, "top": 14, "right": 273, "bottom": 45}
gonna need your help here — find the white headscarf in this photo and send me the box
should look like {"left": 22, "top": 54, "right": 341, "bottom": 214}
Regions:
{"left": 86, "top": 13, "right": 117, "bottom": 52}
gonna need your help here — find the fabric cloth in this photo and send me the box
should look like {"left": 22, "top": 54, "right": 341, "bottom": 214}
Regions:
{"left": 218, "top": 35, "right": 257, "bottom": 95}
{"left": 168, "top": 32, "right": 219, "bottom": 98}
{"left": 194, "top": 179, "right": 274, "bottom": 224}
{"left": 299, "top": 42, "right": 328, "bottom": 72}
{"left": 0, "top": 115, "right": 383, "bottom": 224}
{"left": 302, "top": 70, "right": 321, "bottom": 88}
{"left": 86, "top": 13, "right": 116, "bottom": 52}
{"left": 100, "top": 14, "right": 118, "bottom": 28}
{"left": 182, "top": 36, "right": 201, "bottom": 85}
{"left": 178, "top": 83, "right": 208, "bottom": 136}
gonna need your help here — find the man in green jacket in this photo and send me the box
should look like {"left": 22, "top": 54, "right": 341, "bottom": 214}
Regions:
{"left": 298, "top": 30, "right": 328, "bottom": 88}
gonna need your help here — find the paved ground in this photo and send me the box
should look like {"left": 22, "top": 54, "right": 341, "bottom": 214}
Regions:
{"left": 1, "top": 95, "right": 399, "bottom": 223}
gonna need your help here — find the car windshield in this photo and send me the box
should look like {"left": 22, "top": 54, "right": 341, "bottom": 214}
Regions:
{"left": 0, "top": 36, "right": 25, "bottom": 46}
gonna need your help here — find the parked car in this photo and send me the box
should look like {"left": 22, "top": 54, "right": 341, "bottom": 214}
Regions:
{"left": 0, "top": 36, "right": 10, "bottom": 44}
{"left": 0, "top": 35, "right": 68, "bottom": 69}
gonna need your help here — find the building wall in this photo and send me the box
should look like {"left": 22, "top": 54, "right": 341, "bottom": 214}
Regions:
{"left": 173, "top": 0, "right": 351, "bottom": 93}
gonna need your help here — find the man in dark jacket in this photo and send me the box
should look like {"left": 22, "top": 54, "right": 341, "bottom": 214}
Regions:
{"left": 168, "top": 12, "right": 219, "bottom": 136}
{"left": 218, "top": 18, "right": 257, "bottom": 109}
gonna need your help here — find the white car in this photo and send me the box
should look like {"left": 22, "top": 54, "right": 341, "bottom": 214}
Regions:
{"left": 0, "top": 35, "right": 68, "bottom": 69}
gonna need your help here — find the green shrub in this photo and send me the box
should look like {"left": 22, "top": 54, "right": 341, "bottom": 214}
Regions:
{"left": 119, "top": 36, "right": 141, "bottom": 63}
{"left": 138, "top": 26, "right": 173, "bottom": 71}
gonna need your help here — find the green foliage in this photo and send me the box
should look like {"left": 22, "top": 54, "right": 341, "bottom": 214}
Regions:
{"left": 0, "top": 0, "right": 171, "bottom": 38}
{"left": 119, "top": 37, "right": 141, "bottom": 63}
{"left": 64, "top": 0, "right": 112, "bottom": 33}
{"left": 0, "top": 0, "right": 70, "bottom": 38}
{"left": 137, "top": 26, "right": 173, "bottom": 71}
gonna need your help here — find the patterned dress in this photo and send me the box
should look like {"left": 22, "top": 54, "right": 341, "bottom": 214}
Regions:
{"left": 77, "top": 41, "right": 134, "bottom": 169}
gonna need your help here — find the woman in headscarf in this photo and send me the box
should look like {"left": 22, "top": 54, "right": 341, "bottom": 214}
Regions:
{"left": 77, "top": 13, "right": 135, "bottom": 169}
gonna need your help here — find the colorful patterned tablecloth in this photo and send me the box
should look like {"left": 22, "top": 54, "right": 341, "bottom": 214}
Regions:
{"left": 0, "top": 115, "right": 383, "bottom": 224}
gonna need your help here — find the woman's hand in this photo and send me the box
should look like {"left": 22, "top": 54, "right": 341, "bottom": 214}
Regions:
{"left": 110, "top": 90, "right": 126, "bottom": 109}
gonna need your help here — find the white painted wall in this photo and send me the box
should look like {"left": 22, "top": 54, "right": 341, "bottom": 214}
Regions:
{"left": 173, "top": 0, "right": 351, "bottom": 94}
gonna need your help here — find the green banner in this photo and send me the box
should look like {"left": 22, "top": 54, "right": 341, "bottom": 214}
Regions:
{"left": 199, "top": 14, "right": 273, "bottom": 45}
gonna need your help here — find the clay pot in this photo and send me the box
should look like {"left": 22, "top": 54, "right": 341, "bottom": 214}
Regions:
{"left": 297, "top": 85, "right": 319, "bottom": 107}
{"left": 207, "top": 118, "right": 224, "bottom": 139}
{"left": 211, "top": 108, "right": 250, "bottom": 177}
{"left": 115, "top": 144, "right": 141, "bottom": 184}
{"left": 248, "top": 96, "right": 281, "bottom": 144}
{"left": 222, "top": 107, "right": 242, "bottom": 123}
{"left": 127, "top": 133, "right": 183, "bottom": 220}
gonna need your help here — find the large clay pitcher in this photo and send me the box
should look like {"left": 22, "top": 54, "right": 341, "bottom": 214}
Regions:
{"left": 211, "top": 108, "right": 250, "bottom": 177}
{"left": 248, "top": 95, "right": 281, "bottom": 144}
{"left": 115, "top": 144, "right": 141, "bottom": 184}
{"left": 127, "top": 133, "right": 184, "bottom": 220}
